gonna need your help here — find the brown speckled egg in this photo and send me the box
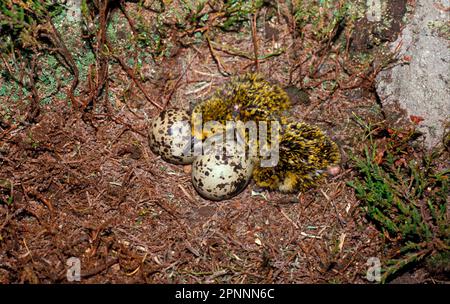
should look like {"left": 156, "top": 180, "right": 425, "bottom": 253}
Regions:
{"left": 148, "top": 109, "right": 194, "bottom": 165}
{"left": 192, "top": 142, "right": 254, "bottom": 201}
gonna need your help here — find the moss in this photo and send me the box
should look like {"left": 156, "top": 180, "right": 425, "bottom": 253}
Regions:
{"left": 428, "top": 20, "right": 450, "bottom": 40}
{"left": 293, "top": 0, "right": 359, "bottom": 41}
{"left": 426, "top": 251, "right": 450, "bottom": 277}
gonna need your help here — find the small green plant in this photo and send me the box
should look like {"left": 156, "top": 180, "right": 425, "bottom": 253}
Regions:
{"left": 179, "top": 0, "right": 209, "bottom": 27}
{"left": 219, "top": 0, "right": 264, "bottom": 32}
{"left": 133, "top": 12, "right": 169, "bottom": 58}
{"left": 425, "top": 251, "right": 450, "bottom": 278}
{"left": 293, "top": 0, "right": 352, "bottom": 41}
{"left": 348, "top": 128, "right": 449, "bottom": 282}
{"left": 0, "top": 0, "right": 64, "bottom": 51}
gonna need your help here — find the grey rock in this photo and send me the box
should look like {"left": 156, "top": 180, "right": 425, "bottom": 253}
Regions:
{"left": 376, "top": 0, "right": 450, "bottom": 148}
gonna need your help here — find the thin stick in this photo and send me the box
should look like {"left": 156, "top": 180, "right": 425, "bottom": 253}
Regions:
{"left": 111, "top": 50, "right": 163, "bottom": 110}
{"left": 163, "top": 54, "right": 197, "bottom": 109}
{"left": 206, "top": 36, "right": 229, "bottom": 76}
{"left": 320, "top": 189, "right": 345, "bottom": 227}
{"left": 119, "top": 1, "right": 139, "bottom": 37}
{"left": 278, "top": 207, "right": 299, "bottom": 229}
{"left": 86, "top": 259, "right": 118, "bottom": 277}
{"left": 251, "top": 12, "right": 259, "bottom": 71}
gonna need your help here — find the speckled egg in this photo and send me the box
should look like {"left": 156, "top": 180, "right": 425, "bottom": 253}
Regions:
{"left": 148, "top": 109, "right": 195, "bottom": 165}
{"left": 192, "top": 142, "right": 254, "bottom": 201}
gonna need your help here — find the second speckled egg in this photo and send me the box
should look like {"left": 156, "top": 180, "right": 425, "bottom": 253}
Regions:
{"left": 192, "top": 142, "right": 254, "bottom": 201}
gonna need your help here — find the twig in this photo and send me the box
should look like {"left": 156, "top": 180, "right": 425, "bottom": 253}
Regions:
{"left": 206, "top": 35, "right": 230, "bottom": 76}
{"left": 110, "top": 49, "right": 163, "bottom": 110}
{"left": 300, "top": 231, "right": 322, "bottom": 239}
{"left": 205, "top": 270, "right": 229, "bottom": 283}
{"left": 106, "top": 114, "right": 147, "bottom": 137}
{"left": 40, "top": 0, "right": 80, "bottom": 108}
{"left": 163, "top": 54, "right": 197, "bottom": 109}
{"left": 82, "top": 258, "right": 119, "bottom": 280}
{"left": 209, "top": 40, "right": 285, "bottom": 61}
{"left": 320, "top": 189, "right": 345, "bottom": 227}
{"left": 143, "top": 188, "right": 184, "bottom": 227}
{"left": 209, "top": 41, "right": 255, "bottom": 60}
{"left": 277, "top": 207, "right": 299, "bottom": 229}
{"left": 251, "top": 12, "right": 260, "bottom": 71}
{"left": 26, "top": 188, "right": 54, "bottom": 214}
{"left": 434, "top": 2, "right": 450, "bottom": 12}
{"left": 84, "top": 0, "right": 110, "bottom": 110}
{"left": 0, "top": 208, "right": 24, "bottom": 232}
{"left": 22, "top": 238, "right": 35, "bottom": 263}
{"left": 178, "top": 184, "right": 198, "bottom": 206}
{"left": 119, "top": 1, "right": 139, "bottom": 36}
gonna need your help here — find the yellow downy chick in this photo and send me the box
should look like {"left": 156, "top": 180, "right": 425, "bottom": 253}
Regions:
{"left": 252, "top": 122, "right": 340, "bottom": 193}
{"left": 191, "top": 73, "right": 291, "bottom": 140}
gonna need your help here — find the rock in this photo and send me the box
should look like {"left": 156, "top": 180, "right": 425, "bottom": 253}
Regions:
{"left": 351, "top": 0, "right": 408, "bottom": 51}
{"left": 376, "top": 0, "right": 450, "bottom": 148}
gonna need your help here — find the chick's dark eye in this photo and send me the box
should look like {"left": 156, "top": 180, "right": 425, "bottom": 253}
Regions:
{"left": 232, "top": 105, "right": 241, "bottom": 118}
